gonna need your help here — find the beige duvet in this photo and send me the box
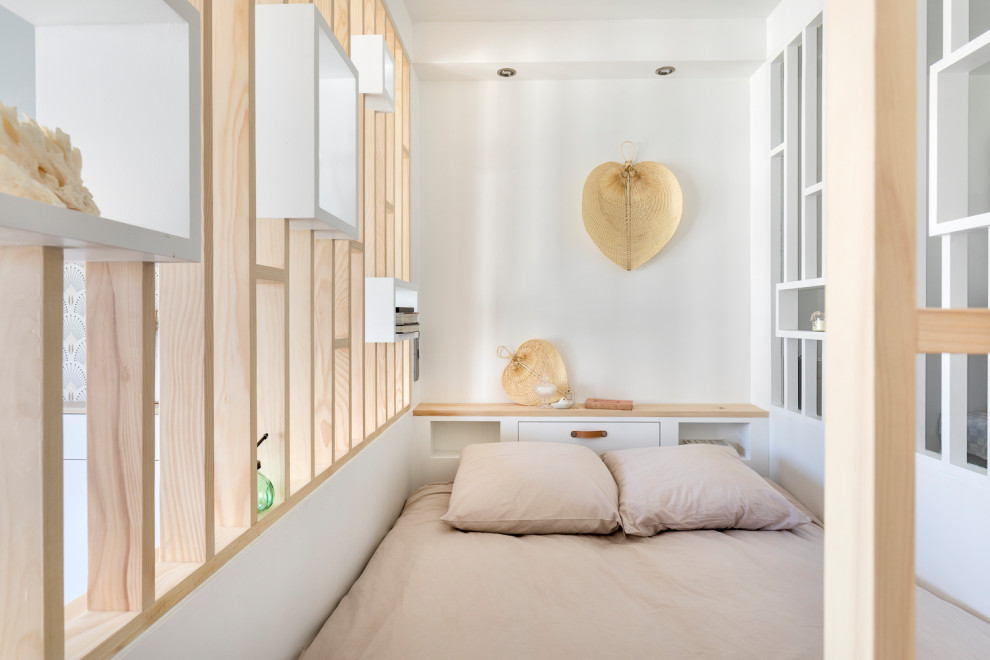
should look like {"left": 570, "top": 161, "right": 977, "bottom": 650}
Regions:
{"left": 300, "top": 483, "right": 990, "bottom": 659}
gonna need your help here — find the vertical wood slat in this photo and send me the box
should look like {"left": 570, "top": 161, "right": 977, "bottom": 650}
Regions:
{"left": 160, "top": 262, "right": 214, "bottom": 562}
{"left": 402, "top": 54, "right": 411, "bottom": 282}
{"left": 313, "top": 239, "right": 335, "bottom": 469}
{"left": 86, "top": 263, "right": 156, "bottom": 612}
{"left": 333, "top": 0, "right": 349, "bottom": 51}
{"left": 256, "top": 280, "right": 287, "bottom": 504}
{"left": 364, "top": 0, "right": 375, "bottom": 34}
{"left": 394, "top": 45, "right": 404, "bottom": 280}
{"left": 0, "top": 247, "right": 63, "bottom": 659}
{"left": 333, "top": 242, "right": 351, "bottom": 454}
{"left": 374, "top": 106, "right": 387, "bottom": 427}
{"left": 159, "top": 0, "right": 214, "bottom": 567}
{"left": 213, "top": 0, "right": 256, "bottom": 534}
{"left": 375, "top": 114, "right": 387, "bottom": 277}
{"left": 404, "top": 339, "right": 412, "bottom": 407}
{"left": 349, "top": 0, "right": 362, "bottom": 45}
{"left": 350, "top": 248, "right": 365, "bottom": 444}
{"left": 386, "top": 343, "right": 396, "bottom": 419}
{"left": 289, "top": 230, "right": 314, "bottom": 491}
{"left": 334, "top": 348, "right": 351, "bottom": 456}
{"left": 823, "top": 1, "right": 917, "bottom": 657}
{"left": 375, "top": 0, "right": 385, "bottom": 33}
{"left": 403, "top": 151, "right": 410, "bottom": 282}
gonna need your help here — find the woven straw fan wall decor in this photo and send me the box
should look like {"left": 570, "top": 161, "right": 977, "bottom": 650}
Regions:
{"left": 582, "top": 142, "right": 683, "bottom": 270}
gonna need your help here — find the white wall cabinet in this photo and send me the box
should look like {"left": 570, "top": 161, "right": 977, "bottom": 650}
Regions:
{"left": 0, "top": 0, "right": 202, "bottom": 261}
{"left": 255, "top": 4, "right": 358, "bottom": 239}
{"left": 413, "top": 404, "right": 770, "bottom": 484}
{"left": 350, "top": 34, "right": 396, "bottom": 113}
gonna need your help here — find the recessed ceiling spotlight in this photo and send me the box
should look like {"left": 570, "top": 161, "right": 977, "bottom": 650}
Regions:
{"left": 497, "top": 67, "right": 517, "bottom": 78}
{"left": 655, "top": 66, "right": 676, "bottom": 76}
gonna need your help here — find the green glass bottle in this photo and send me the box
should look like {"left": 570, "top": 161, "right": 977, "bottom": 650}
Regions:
{"left": 257, "top": 460, "right": 274, "bottom": 513}
{"left": 256, "top": 432, "right": 274, "bottom": 513}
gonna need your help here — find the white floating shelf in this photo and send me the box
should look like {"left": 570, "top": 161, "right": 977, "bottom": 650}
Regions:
{"left": 776, "top": 330, "right": 825, "bottom": 340}
{"left": 776, "top": 277, "right": 825, "bottom": 292}
{"left": 366, "top": 277, "right": 417, "bottom": 343}
{"left": 256, "top": 4, "right": 358, "bottom": 239}
{"left": 0, "top": 0, "right": 202, "bottom": 262}
{"left": 776, "top": 282, "right": 825, "bottom": 337}
{"left": 350, "top": 34, "right": 395, "bottom": 113}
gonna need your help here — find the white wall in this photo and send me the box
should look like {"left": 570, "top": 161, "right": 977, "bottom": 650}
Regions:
{"left": 417, "top": 77, "right": 751, "bottom": 404}
{"left": 118, "top": 415, "right": 415, "bottom": 660}
{"left": 916, "top": 455, "right": 990, "bottom": 621}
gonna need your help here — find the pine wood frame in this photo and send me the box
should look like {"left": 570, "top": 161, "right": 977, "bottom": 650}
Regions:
{"left": 0, "top": 0, "right": 413, "bottom": 657}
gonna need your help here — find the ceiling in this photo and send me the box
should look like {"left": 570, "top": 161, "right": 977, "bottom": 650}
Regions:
{"left": 403, "top": 0, "right": 782, "bottom": 23}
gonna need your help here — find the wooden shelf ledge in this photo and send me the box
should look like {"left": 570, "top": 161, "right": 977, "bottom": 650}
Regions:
{"left": 413, "top": 403, "right": 769, "bottom": 418}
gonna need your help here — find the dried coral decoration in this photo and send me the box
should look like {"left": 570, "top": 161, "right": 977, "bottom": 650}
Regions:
{"left": 0, "top": 100, "right": 100, "bottom": 215}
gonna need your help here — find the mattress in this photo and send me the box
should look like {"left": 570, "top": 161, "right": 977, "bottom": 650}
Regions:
{"left": 299, "top": 483, "right": 990, "bottom": 659}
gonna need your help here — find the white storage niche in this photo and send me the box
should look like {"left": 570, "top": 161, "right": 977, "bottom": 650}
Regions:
{"left": 255, "top": 4, "right": 358, "bottom": 239}
{"left": 365, "top": 276, "right": 417, "bottom": 342}
{"left": 930, "top": 29, "right": 990, "bottom": 234}
{"left": 0, "top": 0, "right": 201, "bottom": 262}
{"left": 350, "top": 34, "right": 395, "bottom": 113}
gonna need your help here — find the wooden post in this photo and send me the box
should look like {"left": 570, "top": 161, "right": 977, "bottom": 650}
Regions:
{"left": 0, "top": 247, "right": 63, "bottom": 659}
{"left": 350, "top": 247, "right": 365, "bottom": 444}
{"left": 86, "top": 263, "right": 156, "bottom": 612}
{"left": 213, "top": 0, "right": 256, "bottom": 536}
{"left": 314, "top": 239, "right": 336, "bottom": 470}
{"left": 824, "top": 0, "right": 917, "bottom": 657}
{"left": 289, "top": 230, "right": 315, "bottom": 490}
{"left": 333, "top": 241, "right": 351, "bottom": 456}
{"left": 159, "top": 0, "right": 214, "bottom": 567}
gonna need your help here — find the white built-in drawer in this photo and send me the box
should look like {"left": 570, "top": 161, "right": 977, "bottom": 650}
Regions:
{"left": 517, "top": 421, "right": 660, "bottom": 454}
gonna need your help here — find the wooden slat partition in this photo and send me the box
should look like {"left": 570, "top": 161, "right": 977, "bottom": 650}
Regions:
{"left": 823, "top": 0, "right": 917, "bottom": 657}
{"left": 213, "top": 0, "right": 256, "bottom": 536}
{"left": 0, "top": 246, "right": 64, "bottom": 660}
{"left": 31, "top": 0, "right": 417, "bottom": 654}
{"left": 86, "top": 263, "right": 156, "bottom": 613}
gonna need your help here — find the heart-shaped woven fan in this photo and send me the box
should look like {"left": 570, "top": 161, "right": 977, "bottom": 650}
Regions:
{"left": 498, "top": 340, "right": 568, "bottom": 406}
{"left": 582, "top": 144, "right": 683, "bottom": 270}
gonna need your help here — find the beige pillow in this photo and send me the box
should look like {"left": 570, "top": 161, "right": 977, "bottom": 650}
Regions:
{"left": 601, "top": 445, "right": 811, "bottom": 536}
{"left": 442, "top": 442, "right": 621, "bottom": 534}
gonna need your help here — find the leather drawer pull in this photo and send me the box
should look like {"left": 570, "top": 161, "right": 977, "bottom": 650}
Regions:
{"left": 571, "top": 430, "right": 608, "bottom": 438}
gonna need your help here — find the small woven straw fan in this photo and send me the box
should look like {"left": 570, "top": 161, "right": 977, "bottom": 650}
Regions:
{"left": 498, "top": 340, "right": 569, "bottom": 406}
{"left": 582, "top": 141, "right": 683, "bottom": 270}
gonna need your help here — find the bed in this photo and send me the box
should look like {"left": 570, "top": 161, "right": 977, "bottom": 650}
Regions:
{"left": 299, "top": 479, "right": 990, "bottom": 659}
